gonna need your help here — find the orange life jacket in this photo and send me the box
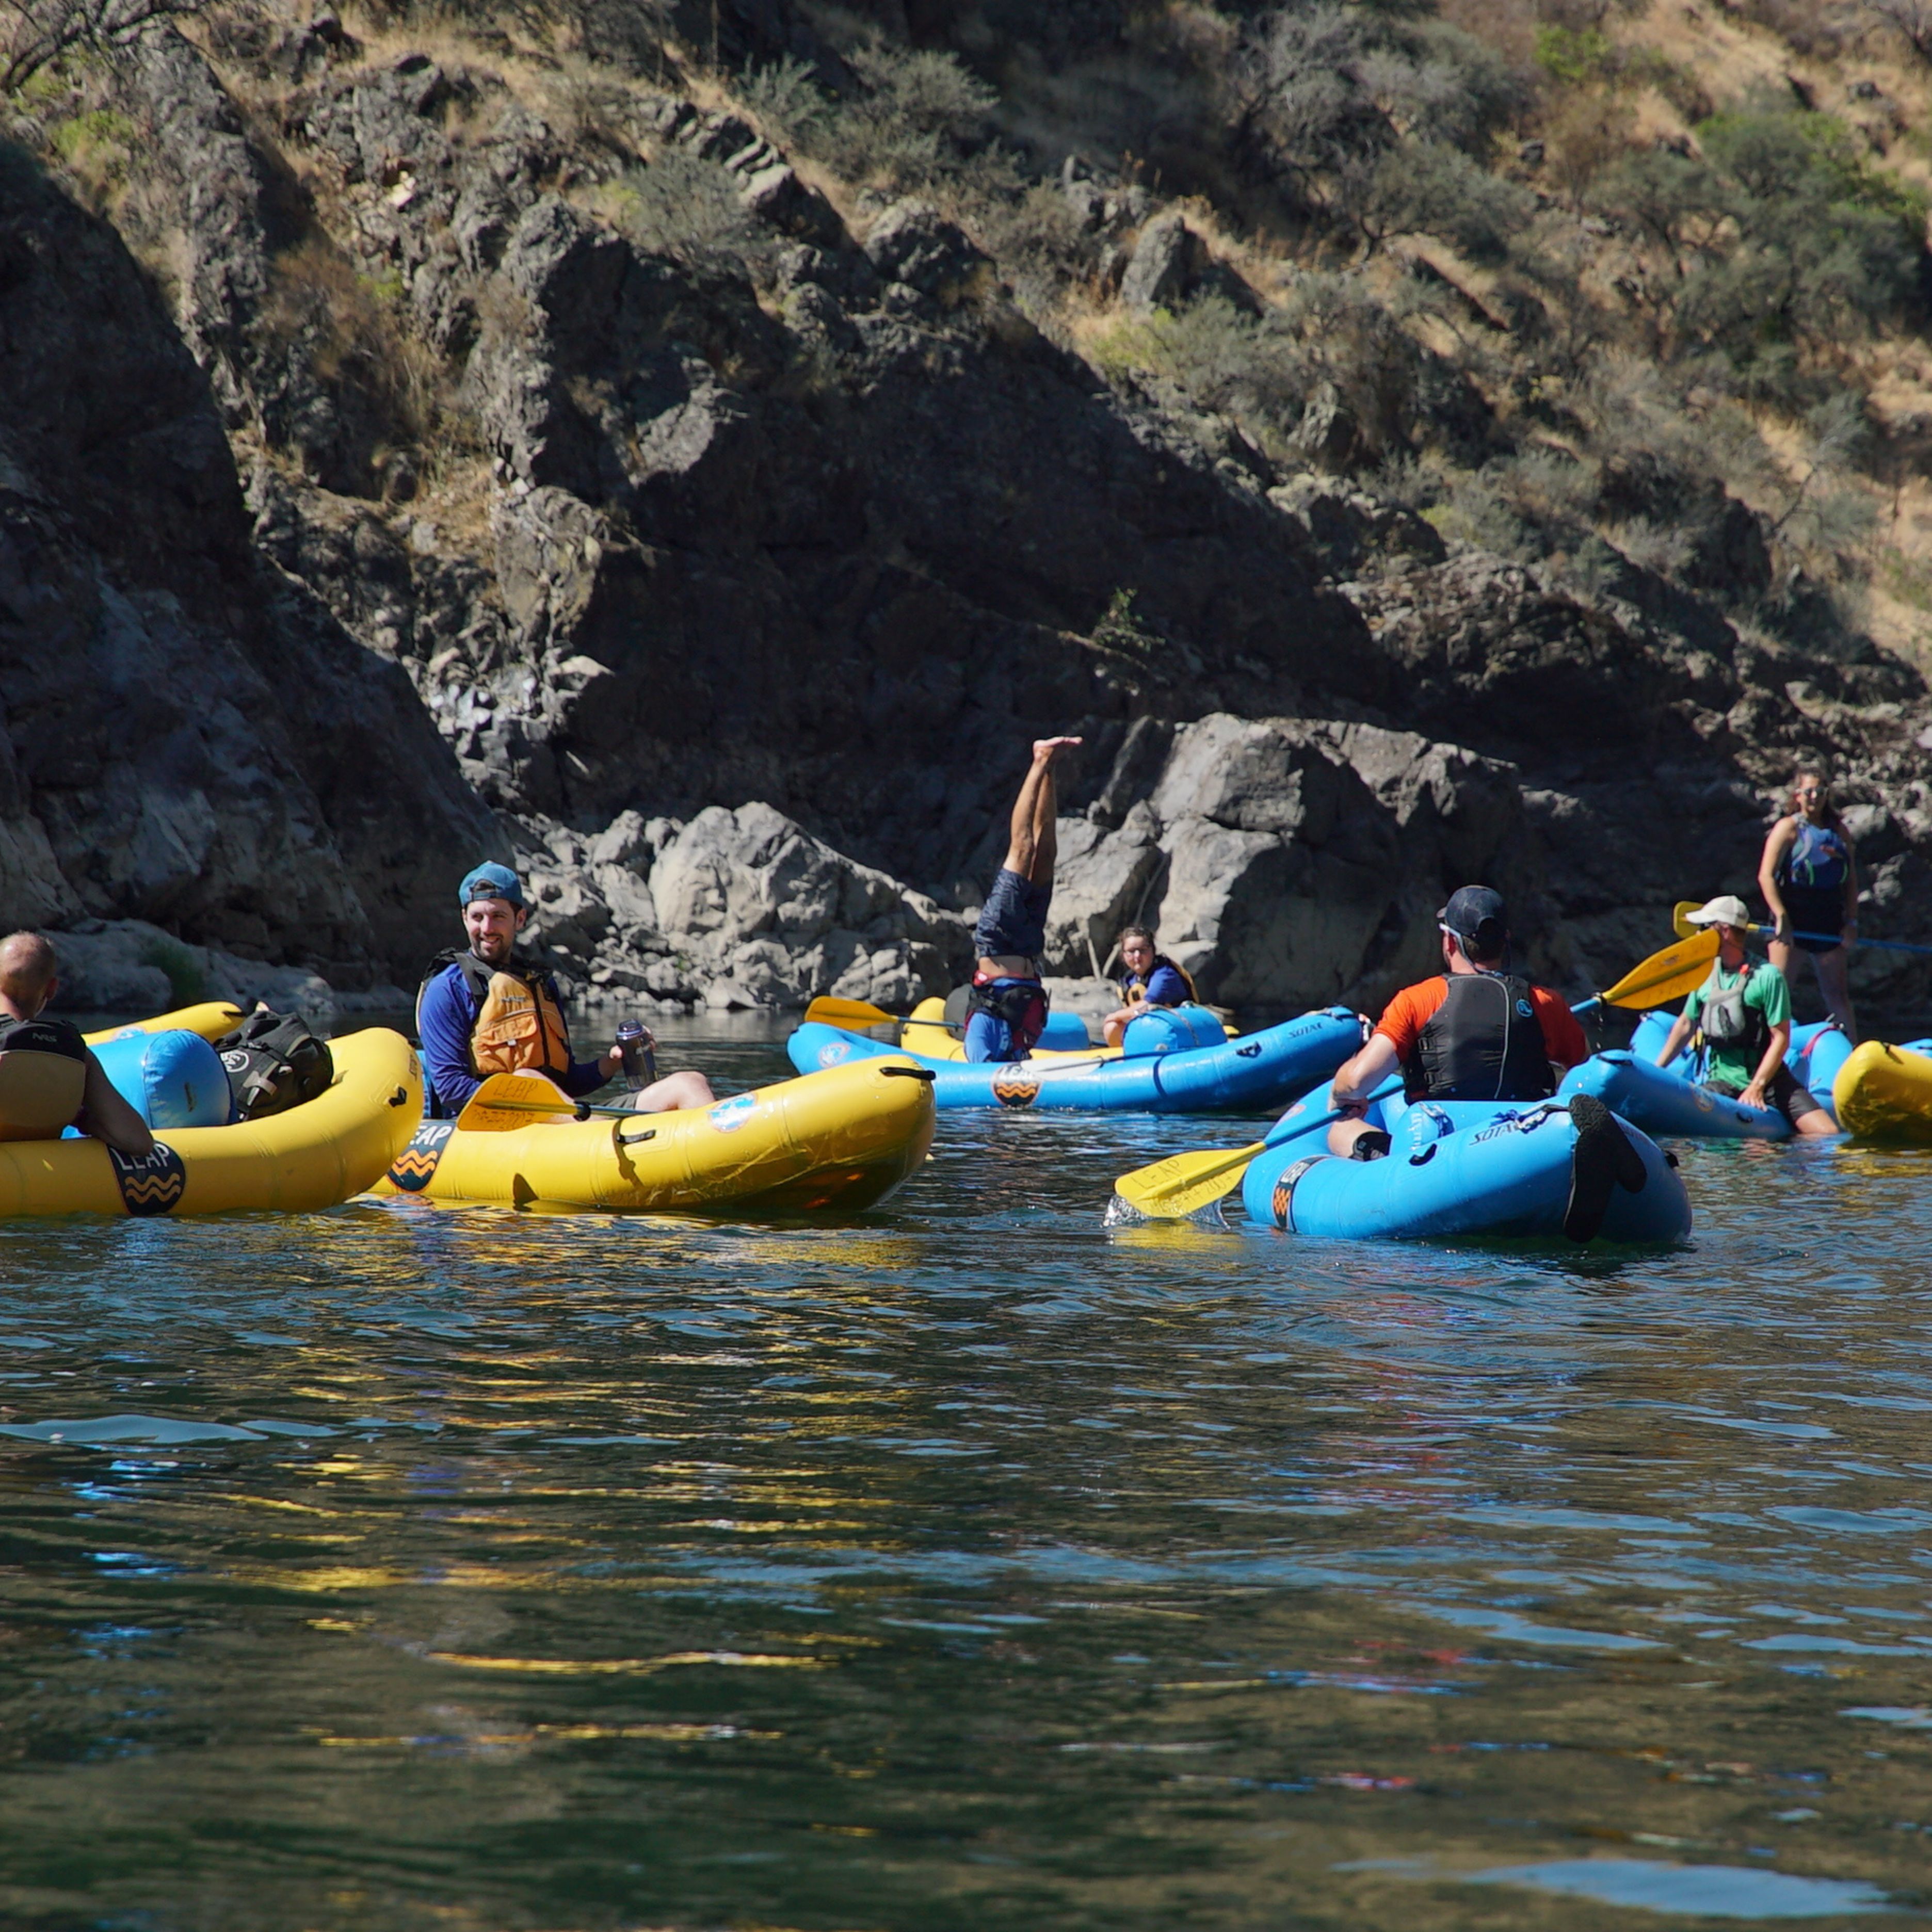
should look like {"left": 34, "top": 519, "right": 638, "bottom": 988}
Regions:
{"left": 428, "top": 952, "right": 574, "bottom": 1082}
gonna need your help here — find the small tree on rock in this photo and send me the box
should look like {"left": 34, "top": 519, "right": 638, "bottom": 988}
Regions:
{"left": 2, "top": 0, "right": 203, "bottom": 96}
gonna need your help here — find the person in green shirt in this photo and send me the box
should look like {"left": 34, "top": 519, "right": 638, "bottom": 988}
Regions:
{"left": 1654, "top": 895, "right": 1835, "bottom": 1135}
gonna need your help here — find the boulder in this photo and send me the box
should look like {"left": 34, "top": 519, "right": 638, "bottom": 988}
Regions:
{"left": 1120, "top": 210, "right": 1202, "bottom": 313}
{"left": 646, "top": 802, "right": 971, "bottom": 1007}
{"left": 1041, "top": 713, "right": 1557, "bottom": 1013}
{"left": 47, "top": 919, "right": 336, "bottom": 1021}
{"left": 738, "top": 162, "right": 842, "bottom": 246}
{"left": 863, "top": 200, "right": 990, "bottom": 305}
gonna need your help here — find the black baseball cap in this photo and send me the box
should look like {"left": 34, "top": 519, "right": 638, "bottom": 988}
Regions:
{"left": 1439, "top": 885, "right": 1508, "bottom": 956}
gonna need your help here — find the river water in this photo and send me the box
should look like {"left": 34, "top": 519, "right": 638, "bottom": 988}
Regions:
{"left": 2, "top": 1020, "right": 1930, "bottom": 1929}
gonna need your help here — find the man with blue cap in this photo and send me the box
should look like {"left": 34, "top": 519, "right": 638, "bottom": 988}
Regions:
{"left": 416, "top": 862, "right": 714, "bottom": 1119}
{"left": 1324, "top": 885, "right": 1589, "bottom": 1157}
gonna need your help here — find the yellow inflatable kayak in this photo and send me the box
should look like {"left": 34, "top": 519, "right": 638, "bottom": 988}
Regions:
{"left": 372, "top": 1057, "right": 937, "bottom": 1213}
{"left": 0, "top": 1018, "right": 421, "bottom": 1217}
{"left": 87, "top": 1002, "right": 249, "bottom": 1046}
{"left": 1833, "top": 1040, "right": 1932, "bottom": 1142}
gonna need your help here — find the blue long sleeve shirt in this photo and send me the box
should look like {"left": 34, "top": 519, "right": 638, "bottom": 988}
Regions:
{"left": 417, "top": 960, "right": 608, "bottom": 1116}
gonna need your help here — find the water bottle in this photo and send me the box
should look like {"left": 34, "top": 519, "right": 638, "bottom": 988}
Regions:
{"left": 615, "top": 1019, "right": 655, "bottom": 1092}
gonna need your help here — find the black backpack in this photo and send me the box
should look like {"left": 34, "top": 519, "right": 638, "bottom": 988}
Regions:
{"left": 215, "top": 1009, "right": 334, "bottom": 1121}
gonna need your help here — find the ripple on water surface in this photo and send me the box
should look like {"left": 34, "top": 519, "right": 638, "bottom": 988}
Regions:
{"left": 0, "top": 1027, "right": 1928, "bottom": 1928}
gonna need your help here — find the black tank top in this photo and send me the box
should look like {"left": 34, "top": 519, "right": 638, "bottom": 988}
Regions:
{"left": 1407, "top": 973, "right": 1555, "bottom": 1103}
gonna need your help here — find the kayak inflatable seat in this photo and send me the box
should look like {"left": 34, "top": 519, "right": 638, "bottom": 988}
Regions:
{"left": 370, "top": 1057, "right": 937, "bottom": 1214}
{"left": 1833, "top": 1039, "right": 1932, "bottom": 1142}
{"left": 1788, "top": 1021, "right": 1851, "bottom": 1122}
{"left": 1120, "top": 1003, "right": 1227, "bottom": 1057}
{"left": 0, "top": 1011, "right": 420, "bottom": 1218}
{"left": 787, "top": 1006, "right": 1366, "bottom": 1114}
{"left": 1037, "top": 1010, "right": 1091, "bottom": 1051}
{"left": 86, "top": 1028, "right": 233, "bottom": 1129}
{"left": 1243, "top": 1085, "right": 1689, "bottom": 1244}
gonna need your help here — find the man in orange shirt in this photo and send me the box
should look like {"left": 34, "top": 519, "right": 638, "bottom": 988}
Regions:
{"left": 1327, "top": 887, "right": 1590, "bottom": 1158}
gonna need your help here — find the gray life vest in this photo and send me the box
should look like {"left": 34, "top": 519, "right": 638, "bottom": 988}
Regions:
{"left": 1698, "top": 960, "right": 1767, "bottom": 1056}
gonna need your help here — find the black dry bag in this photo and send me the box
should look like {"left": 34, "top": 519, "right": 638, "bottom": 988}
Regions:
{"left": 215, "top": 1008, "right": 334, "bottom": 1120}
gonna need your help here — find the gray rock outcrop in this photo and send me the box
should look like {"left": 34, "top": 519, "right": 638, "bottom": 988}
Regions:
{"left": 1046, "top": 713, "right": 1553, "bottom": 1013}
{"left": 1120, "top": 211, "right": 1202, "bottom": 313}
{"left": 46, "top": 919, "right": 349, "bottom": 1020}
{"left": 0, "top": 138, "right": 494, "bottom": 988}
{"left": 510, "top": 802, "right": 970, "bottom": 1011}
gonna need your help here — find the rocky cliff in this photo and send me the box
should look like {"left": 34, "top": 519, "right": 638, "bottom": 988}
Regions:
{"left": 7, "top": 0, "right": 1932, "bottom": 1022}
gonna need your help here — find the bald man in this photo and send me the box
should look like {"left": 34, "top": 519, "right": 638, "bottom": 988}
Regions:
{"left": 0, "top": 933, "right": 152, "bottom": 1154}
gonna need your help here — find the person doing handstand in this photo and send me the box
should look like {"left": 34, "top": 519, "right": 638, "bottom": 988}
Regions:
{"left": 963, "top": 736, "right": 1082, "bottom": 1064}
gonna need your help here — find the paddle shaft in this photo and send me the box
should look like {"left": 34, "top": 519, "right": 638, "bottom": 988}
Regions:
{"left": 1280, "top": 1074, "right": 1405, "bottom": 1147}
{"left": 460, "top": 1094, "right": 637, "bottom": 1122}
{"left": 1767, "top": 923, "right": 1932, "bottom": 957}
{"left": 1672, "top": 899, "right": 1932, "bottom": 959}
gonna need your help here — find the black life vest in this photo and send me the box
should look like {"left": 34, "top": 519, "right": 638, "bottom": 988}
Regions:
{"left": 964, "top": 975, "right": 1049, "bottom": 1059}
{"left": 0, "top": 1013, "right": 88, "bottom": 1142}
{"left": 214, "top": 1009, "right": 334, "bottom": 1120}
{"left": 1117, "top": 953, "right": 1198, "bottom": 1005}
{"left": 1407, "top": 972, "right": 1554, "bottom": 1103}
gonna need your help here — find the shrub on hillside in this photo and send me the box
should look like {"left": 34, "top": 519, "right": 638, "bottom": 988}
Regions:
{"left": 1358, "top": 139, "right": 1533, "bottom": 260}
{"left": 1591, "top": 100, "right": 1925, "bottom": 393}
{"left": 602, "top": 151, "right": 769, "bottom": 279}
{"left": 1231, "top": 4, "right": 1525, "bottom": 233}
{"left": 1094, "top": 271, "right": 1459, "bottom": 471}
{"left": 744, "top": 44, "right": 996, "bottom": 194}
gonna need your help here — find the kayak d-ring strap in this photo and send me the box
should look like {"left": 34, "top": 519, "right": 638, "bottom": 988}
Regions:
{"left": 881, "top": 1065, "right": 937, "bottom": 1083}
{"left": 614, "top": 1119, "right": 658, "bottom": 1146}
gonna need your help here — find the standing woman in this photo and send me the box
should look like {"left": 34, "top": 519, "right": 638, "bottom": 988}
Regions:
{"left": 1757, "top": 771, "right": 1858, "bottom": 1040}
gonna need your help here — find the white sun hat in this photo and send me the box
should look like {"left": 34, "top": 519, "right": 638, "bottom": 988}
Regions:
{"left": 1685, "top": 894, "right": 1753, "bottom": 928}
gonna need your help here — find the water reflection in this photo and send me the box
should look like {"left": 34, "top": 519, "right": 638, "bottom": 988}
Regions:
{"left": 0, "top": 1030, "right": 1925, "bottom": 1926}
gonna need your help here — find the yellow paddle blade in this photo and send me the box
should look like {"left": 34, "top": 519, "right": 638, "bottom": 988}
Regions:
{"left": 454, "top": 1071, "right": 579, "bottom": 1132}
{"left": 1671, "top": 900, "right": 1703, "bottom": 942}
{"left": 1113, "top": 1139, "right": 1268, "bottom": 1219}
{"left": 802, "top": 996, "right": 896, "bottom": 1029}
{"left": 1599, "top": 928, "right": 1718, "bottom": 1010}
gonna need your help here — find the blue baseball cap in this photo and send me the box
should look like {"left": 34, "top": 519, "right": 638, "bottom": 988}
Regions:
{"left": 459, "top": 861, "right": 525, "bottom": 909}
{"left": 1439, "top": 885, "right": 1508, "bottom": 955}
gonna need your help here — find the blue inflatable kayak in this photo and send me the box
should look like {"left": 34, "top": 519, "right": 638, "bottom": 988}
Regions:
{"left": 1242, "top": 1087, "right": 1689, "bottom": 1244}
{"left": 1559, "top": 1051, "right": 1790, "bottom": 1139}
{"left": 1600, "top": 1013, "right": 1854, "bottom": 1134}
{"left": 787, "top": 1004, "right": 1366, "bottom": 1113}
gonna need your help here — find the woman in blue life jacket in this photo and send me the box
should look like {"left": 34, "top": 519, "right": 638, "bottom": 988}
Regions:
{"left": 1757, "top": 770, "right": 1858, "bottom": 1040}
{"left": 1101, "top": 925, "right": 1196, "bottom": 1048}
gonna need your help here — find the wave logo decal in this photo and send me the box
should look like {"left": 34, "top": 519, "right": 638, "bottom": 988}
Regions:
{"left": 110, "top": 1142, "right": 187, "bottom": 1216}
{"left": 709, "top": 1093, "right": 759, "bottom": 1134}
{"left": 1270, "top": 1156, "right": 1322, "bottom": 1230}
{"left": 991, "top": 1069, "right": 1040, "bottom": 1109}
{"left": 818, "top": 1040, "right": 851, "bottom": 1067}
{"left": 387, "top": 1120, "right": 454, "bottom": 1192}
